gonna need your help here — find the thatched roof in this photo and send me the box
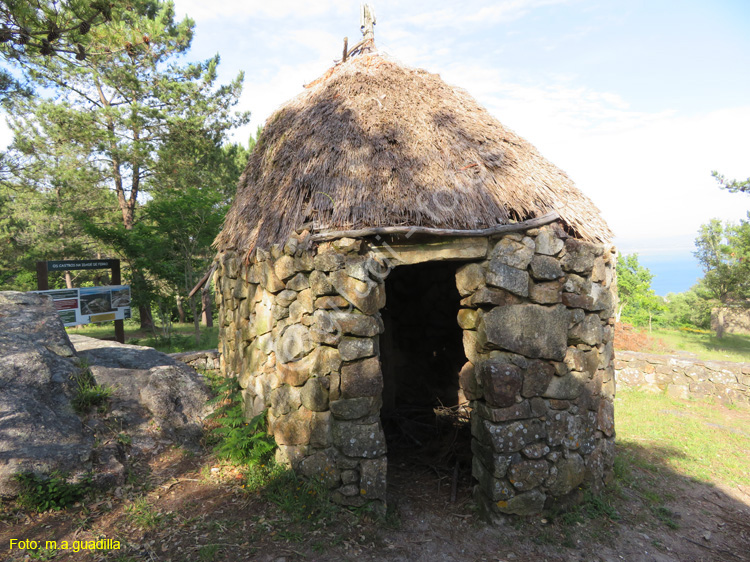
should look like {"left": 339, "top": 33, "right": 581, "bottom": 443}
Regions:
{"left": 215, "top": 53, "right": 613, "bottom": 256}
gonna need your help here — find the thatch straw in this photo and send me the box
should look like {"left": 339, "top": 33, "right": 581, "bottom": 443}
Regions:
{"left": 215, "top": 53, "right": 613, "bottom": 257}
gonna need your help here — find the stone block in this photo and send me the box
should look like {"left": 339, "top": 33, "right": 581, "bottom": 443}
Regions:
{"left": 490, "top": 238, "right": 534, "bottom": 269}
{"left": 529, "top": 281, "right": 562, "bottom": 304}
{"left": 261, "top": 261, "right": 286, "bottom": 293}
{"left": 535, "top": 228, "right": 564, "bottom": 256}
{"left": 494, "top": 489, "right": 546, "bottom": 516}
{"left": 457, "top": 308, "right": 479, "bottom": 330}
{"left": 339, "top": 337, "right": 378, "bottom": 361}
{"left": 277, "top": 325, "right": 314, "bottom": 363}
{"left": 360, "top": 457, "right": 388, "bottom": 500}
{"left": 332, "top": 421, "right": 386, "bottom": 458}
{"left": 310, "top": 270, "right": 335, "bottom": 296}
{"left": 301, "top": 377, "right": 329, "bottom": 412}
{"left": 314, "top": 310, "right": 383, "bottom": 337}
{"left": 459, "top": 361, "right": 482, "bottom": 400}
{"left": 483, "top": 304, "right": 569, "bottom": 361}
{"left": 486, "top": 262, "right": 529, "bottom": 297}
{"left": 333, "top": 237, "right": 361, "bottom": 253}
{"left": 340, "top": 357, "right": 383, "bottom": 398}
{"left": 561, "top": 239, "right": 602, "bottom": 274}
{"left": 597, "top": 399, "right": 615, "bottom": 437}
{"left": 543, "top": 371, "right": 587, "bottom": 400}
{"left": 455, "top": 263, "right": 486, "bottom": 296}
{"left": 474, "top": 400, "right": 531, "bottom": 422}
{"left": 310, "top": 412, "right": 333, "bottom": 448}
{"left": 569, "top": 314, "right": 603, "bottom": 346}
{"left": 508, "top": 459, "right": 549, "bottom": 490}
{"left": 546, "top": 453, "right": 584, "bottom": 496}
{"left": 330, "top": 397, "right": 380, "bottom": 420}
{"left": 470, "top": 287, "right": 522, "bottom": 307}
{"left": 472, "top": 456, "right": 515, "bottom": 501}
{"left": 330, "top": 270, "right": 386, "bottom": 315}
{"left": 481, "top": 419, "right": 546, "bottom": 453}
{"left": 529, "top": 255, "right": 563, "bottom": 280}
{"left": 299, "top": 449, "right": 340, "bottom": 487}
{"left": 314, "top": 251, "right": 345, "bottom": 272}
{"left": 371, "top": 237, "right": 488, "bottom": 266}
{"left": 285, "top": 273, "right": 310, "bottom": 291}
{"left": 521, "top": 442, "right": 551, "bottom": 459}
{"left": 563, "top": 274, "right": 591, "bottom": 295}
{"left": 274, "top": 255, "right": 298, "bottom": 281}
{"left": 314, "top": 296, "right": 351, "bottom": 310}
{"left": 477, "top": 360, "right": 523, "bottom": 408}
{"left": 269, "top": 407, "right": 312, "bottom": 446}
{"left": 521, "top": 360, "right": 555, "bottom": 398}
{"left": 471, "top": 439, "right": 513, "bottom": 478}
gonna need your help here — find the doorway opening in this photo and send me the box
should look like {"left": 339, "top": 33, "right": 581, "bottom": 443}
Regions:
{"left": 379, "top": 261, "right": 473, "bottom": 508}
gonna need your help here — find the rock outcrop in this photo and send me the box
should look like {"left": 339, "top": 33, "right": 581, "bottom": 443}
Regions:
{"left": 0, "top": 292, "right": 93, "bottom": 497}
{"left": 0, "top": 291, "right": 213, "bottom": 497}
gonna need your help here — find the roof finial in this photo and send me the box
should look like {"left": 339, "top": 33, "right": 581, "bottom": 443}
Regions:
{"left": 360, "top": 4, "right": 376, "bottom": 44}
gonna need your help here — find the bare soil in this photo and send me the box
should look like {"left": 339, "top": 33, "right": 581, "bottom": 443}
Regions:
{"left": 2, "top": 420, "right": 749, "bottom": 562}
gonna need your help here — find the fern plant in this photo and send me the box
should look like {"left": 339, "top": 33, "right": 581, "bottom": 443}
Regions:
{"left": 14, "top": 471, "right": 91, "bottom": 512}
{"left": 207, "top": 376, "right": 275, "bottom": 465}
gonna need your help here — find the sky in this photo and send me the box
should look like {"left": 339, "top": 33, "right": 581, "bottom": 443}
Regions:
{"left": 6, "top": 1, "right": 750, "bottom": 295}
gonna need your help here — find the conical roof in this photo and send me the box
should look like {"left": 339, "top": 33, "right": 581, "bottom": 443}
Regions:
{"left": 215, "top": 53, "right": 612, "bottom": 256}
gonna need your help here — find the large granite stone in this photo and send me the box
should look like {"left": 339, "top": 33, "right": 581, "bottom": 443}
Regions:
{"left": 482, "top": 304, "right": 569, "bottom": 361}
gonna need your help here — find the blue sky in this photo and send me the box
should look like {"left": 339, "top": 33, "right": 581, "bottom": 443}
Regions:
{"left": 6, "top": 1, "right": 750, "bottom": 294}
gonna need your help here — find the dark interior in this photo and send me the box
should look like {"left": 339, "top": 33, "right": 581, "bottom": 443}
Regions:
{"left": 379, "top": 261, "right": 473, "bottom": 504}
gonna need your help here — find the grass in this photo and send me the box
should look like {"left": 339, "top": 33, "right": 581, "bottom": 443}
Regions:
{"left": 67, "top": 320, "right": 218, "bottom": 353}
{"left": 650, "top": 328, "right": 750, "bottom": 362}
{"left": 125, "top": 497, "right": 164, "bottom": 529}
{"left": 615, "top": 388, "right": 750, "bottom": 487}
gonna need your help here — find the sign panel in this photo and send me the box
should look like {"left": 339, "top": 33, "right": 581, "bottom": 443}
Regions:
{"left": 47, "top": 259, "right": 119, "bottom": 271}
{"left": 33, "top": 285, "right": 131, "bottom": 327}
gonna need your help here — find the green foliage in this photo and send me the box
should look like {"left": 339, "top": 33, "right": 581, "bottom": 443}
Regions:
{"left": 14, "top": 471, "right": 91, "bottom": 512}
{"left": 661, "top": 287, "right": 711, "bottom": 329}
{"left": 712, "top": 170, "right": 750, "bottom": 194}
{"left": 1, "top": 1, "right": 247, "bottom": 330}
{"left": 694, "top": 218, "right": 750, "bottom": 304}
{"left": 615, "top": 253, "right": 666, "bottom": 327}
{"left": 125, "top": 497, "right": 164, "bottom": 529}
{"left": 207, "top": 377, "right": 275, "bottom": 466}
{"left": 70, "top": 366, "right": 111, "bottom": 415}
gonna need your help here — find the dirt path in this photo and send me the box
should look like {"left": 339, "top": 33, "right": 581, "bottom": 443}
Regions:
{"left": 2, "top": 435, "right": 749, "bottom": 562}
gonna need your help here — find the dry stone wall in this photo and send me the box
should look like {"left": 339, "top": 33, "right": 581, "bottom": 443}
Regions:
{"left": 615, "top": 351, "right": 750, "bottom": 406}
{"left": 214, "top": 221, "right": 618, "bottom": 516}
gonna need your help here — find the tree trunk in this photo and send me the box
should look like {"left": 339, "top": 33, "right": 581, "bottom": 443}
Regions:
{"left": 176, "top": 295, "right": 186, "bottom": 324}
{"left": 201, "top": 288, "right": 213, "bottom": 328}
{"left": 716, "top": 309, "right": 725, "bottom": 339}
{"left": 139, "top": 304, "right": 154, "bottom": 333}
{"left": 64, "top": 270, "right": 73, "bottom": 289}
{"left": 190, "top": 294, "right": 201, "bottom": 346}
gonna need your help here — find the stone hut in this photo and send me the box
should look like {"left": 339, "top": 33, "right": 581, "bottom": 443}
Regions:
{"left": 212, "top": 50, "right": 617, "bottom": 518}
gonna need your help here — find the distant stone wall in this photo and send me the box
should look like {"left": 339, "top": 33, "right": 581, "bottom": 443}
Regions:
{"left": 170, "top": 350, "right": 221, "bottom": 374}
{"left": 615, "top": 351, "right": 750, "bottom": 406}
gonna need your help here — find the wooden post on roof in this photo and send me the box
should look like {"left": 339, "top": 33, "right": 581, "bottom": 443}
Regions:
{"left": 360, "top": 4, "right": 376, "bottom": 44}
